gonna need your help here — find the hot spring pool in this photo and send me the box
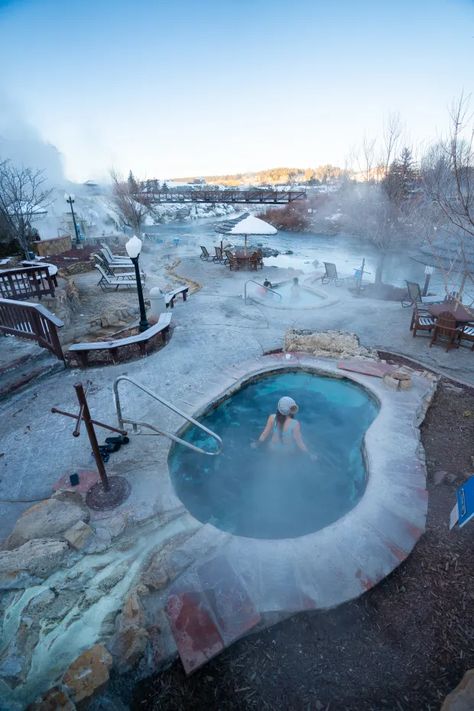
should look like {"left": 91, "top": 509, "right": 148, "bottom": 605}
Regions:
{"left": 249, "top": 280, "right": 327, "bottom": 309}
{"left": 169, "top": 371, "right": 379, "bottom": 539}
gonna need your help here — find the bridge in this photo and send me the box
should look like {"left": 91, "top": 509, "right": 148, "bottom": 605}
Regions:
{"left": 138, "top": 185, "right": 306, "bottom": 205}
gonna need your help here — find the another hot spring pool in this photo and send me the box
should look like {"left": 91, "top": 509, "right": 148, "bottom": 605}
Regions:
{"left": 249, "top": 281, "right": 327, "bottom": 309}
{"left": 169, "top": 371, "right": 379, "bottom": 539}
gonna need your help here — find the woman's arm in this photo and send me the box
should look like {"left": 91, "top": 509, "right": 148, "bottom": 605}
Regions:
{"left": 293, "top": 421, "right": 309, "bottom": 452}
{"left": 293, "top": 422, "right": 317, "bottom": 459}
{"left": 252, "top": 415, "right": 274, "bottom": 447}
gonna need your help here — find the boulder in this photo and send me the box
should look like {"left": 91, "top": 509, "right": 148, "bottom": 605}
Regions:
{"left": 5, "top": 497, "right": 90, "bottom": 550}
{"left": 284, "top": 329, "right": 376, "bottom": 360}
{"left": 0, "top": 539, "right": 69, "bottom": 589}
{"left": 27, "top": 686, "right": 76, "bottom": 710}
{"left": 63, "top": 521, "right": 93, "bottom": 550}
{"left": 63, "top": 644, "right": 112, "bottom": 704}
{"left": 442, "top": 669, "right": 474, "bottom": 711}
{"left": 108, "top": 589, "right": 148, "bottom": 673}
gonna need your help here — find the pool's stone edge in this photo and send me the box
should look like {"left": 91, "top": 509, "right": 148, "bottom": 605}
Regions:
{"left": 164, "top": 352, "right": 436, "bottom": 614}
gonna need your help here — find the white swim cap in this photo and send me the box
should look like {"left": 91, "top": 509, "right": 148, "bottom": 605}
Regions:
{"left": 277, "top": 396, "right": 299, "bottom": 415}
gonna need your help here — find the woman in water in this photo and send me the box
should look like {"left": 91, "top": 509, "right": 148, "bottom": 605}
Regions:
{"left": 251, "top": 396, "right": 317, "bottom": 459}
{"left": 290, "top": 276, "right": 301, "bottom": 301}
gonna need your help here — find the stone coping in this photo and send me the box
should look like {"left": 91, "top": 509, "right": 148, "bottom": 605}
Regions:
{"left": 161, "top": 352, "right": 435, "bottom": 613}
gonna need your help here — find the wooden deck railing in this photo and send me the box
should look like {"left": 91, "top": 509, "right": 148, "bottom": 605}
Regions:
{"left": 0, "top": 265, "right": 56, "bottom": 300}
{"left": 0, "top": 298, "right": 64, "bottom": 361}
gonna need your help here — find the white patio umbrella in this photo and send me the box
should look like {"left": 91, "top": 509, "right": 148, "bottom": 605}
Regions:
{"left": 215, "top": 212, "right": 277, "bottom": 253}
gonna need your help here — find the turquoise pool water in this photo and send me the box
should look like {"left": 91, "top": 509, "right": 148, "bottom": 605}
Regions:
{"left": 169, "top": 371, "right": 378, "bottom": 539}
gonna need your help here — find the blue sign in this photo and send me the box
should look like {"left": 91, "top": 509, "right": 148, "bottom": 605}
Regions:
{"left": 456, "top": 475, "right": 474, "bottom": 528}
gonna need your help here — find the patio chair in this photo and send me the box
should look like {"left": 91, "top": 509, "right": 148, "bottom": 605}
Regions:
{"left": 213, "top": 246, "right": 226, "bottom": 263}
{"left": 401, "top": 281, "right": 442, "bottom": 308}
{"left": 459, "top": 322, "right": 474, "bottom": 350}
{"left": 320, "top": 262, "right": 343, "bottom": 286}
{"left": 410, "top": 305, "right": 436, "bottom": 338}
{"left": 248, "top": 251, "right": 263, "bottom": 270}
{"left": 101, "top": 243, "right": 131, "bottom": 264}
{"left": 429, "top": 311, "right": 461, "bottom": 352}
{"left": 200, "top": 245, "right": 211, "bottom": 261}
{"left": 224, "top": 250, "right": 239, "bottom": 271}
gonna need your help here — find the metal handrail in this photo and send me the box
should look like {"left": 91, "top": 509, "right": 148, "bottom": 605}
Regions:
{"left": 113, "top": 375, "right": 222, "bottom": 456}
{"left": 244, "top": 279, "right": 282, "bottom": 304}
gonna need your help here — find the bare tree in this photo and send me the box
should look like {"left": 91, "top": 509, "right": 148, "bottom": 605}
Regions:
{"left": 421, "top": 94, "right": 474, "bottom": 297}
{"left": 0, "top": 161, "right": 52, "bottom": 258}
{"left": 110, "top": 170, "right": 150, "bottom": 235}
{"left": 380, "top": 112, "right": 402, "bottom": 176}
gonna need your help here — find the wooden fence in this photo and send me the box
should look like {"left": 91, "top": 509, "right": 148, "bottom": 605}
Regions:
{"left": 0, "top": 298, "right": 64, "bottom": 361}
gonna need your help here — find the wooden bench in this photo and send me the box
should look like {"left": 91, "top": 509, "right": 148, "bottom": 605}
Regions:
{"left": 165, "top": 286, "right": 189, "bottom": 308}
{"left": 68, "top": 312, "right": 172, "bottom": 367}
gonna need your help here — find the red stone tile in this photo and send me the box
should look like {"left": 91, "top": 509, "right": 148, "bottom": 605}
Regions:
{"left": 52, "top": 468, "right": 98, "bottom": 494}
{"left": 197, "top": 555, "right": 260, "bottom": 645}
{"left": 166, "top": 590, "right": 224, "bottom": 674}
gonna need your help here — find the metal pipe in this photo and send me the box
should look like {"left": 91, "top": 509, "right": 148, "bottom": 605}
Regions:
{"left": 51, "top": 407, "right": 127, "bottom": 435}
{"left": 74, "top": 383, "right": 109, "bottom": 491}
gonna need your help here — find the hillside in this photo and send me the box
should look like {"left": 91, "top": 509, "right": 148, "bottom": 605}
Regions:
{"left": 172, "top": 165, "right": 347, "bottom": 187}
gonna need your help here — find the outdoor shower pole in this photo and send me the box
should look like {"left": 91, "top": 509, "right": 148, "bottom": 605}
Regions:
{"left": 74, "top": 382, "right": 110, "bottom": 491}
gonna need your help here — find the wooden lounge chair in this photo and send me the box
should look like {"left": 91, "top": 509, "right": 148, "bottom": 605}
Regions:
{"left": 459, "top": 322, "right": 474, "bottom": 350}
{"left": 200, "top": 246, "right": 211, "bottom": 261}
{"left": 68, "top": 312, "right": 172, "bottom": 366}
{"left": 320, "top": 262, "right": 343, "bottom": 286}
{"left": 225, "top": 250, "right": 240, "bottom": 271}
{"left": 410, "top": 305, "right": 435, "bottom": 337}
{"left": 429, "top": 311, "right": 461, "bottom": 351}
{"left": 401, "top": 281, "right": 442, "bottom": 308}
{"left": 95, "top": 264, "right": 137, "bottom": 291}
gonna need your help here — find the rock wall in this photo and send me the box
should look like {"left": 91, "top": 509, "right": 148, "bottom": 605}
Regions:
{"left": 284, "top": 329, "right": 377, "bottom": 360}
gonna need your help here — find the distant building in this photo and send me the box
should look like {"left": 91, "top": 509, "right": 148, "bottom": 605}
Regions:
{"left": 83, "top": 180, "right": 101, "bottom": 194}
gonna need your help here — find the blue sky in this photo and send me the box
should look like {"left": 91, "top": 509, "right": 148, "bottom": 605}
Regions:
{"left": 0, "top": 0, "right": 472, "bottom": 181}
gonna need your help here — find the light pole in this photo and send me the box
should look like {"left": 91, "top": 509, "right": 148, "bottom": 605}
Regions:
{"left": 125, "top": 235, "right": 149, "bottom": 332}
{"left": 64, "top": 193, "right": 80, "bottom": 246}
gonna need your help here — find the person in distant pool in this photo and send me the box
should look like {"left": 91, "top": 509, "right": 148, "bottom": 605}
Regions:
{"left": 290, "top": 276, "right": 301, "bottom": 300}
{"left": 251, "top": 396, "right": 317, "bottom": 459}
{"left": 258, "top": 278, "right": 273, "bottom": 297}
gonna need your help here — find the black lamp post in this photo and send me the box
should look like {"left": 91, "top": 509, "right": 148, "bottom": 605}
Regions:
{"left": 125, "top": 235, "right": 149, "bottom": 332}
{"left": 64, "top": 193, "right": 81, "bottom": 246}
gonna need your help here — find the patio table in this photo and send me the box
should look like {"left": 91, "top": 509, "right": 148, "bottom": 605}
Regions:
{"left": 427, "top": 302, "right": 474, "bottom": 325}
{"left": 231, "top": 248, "right": 260, "bottom": 270}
